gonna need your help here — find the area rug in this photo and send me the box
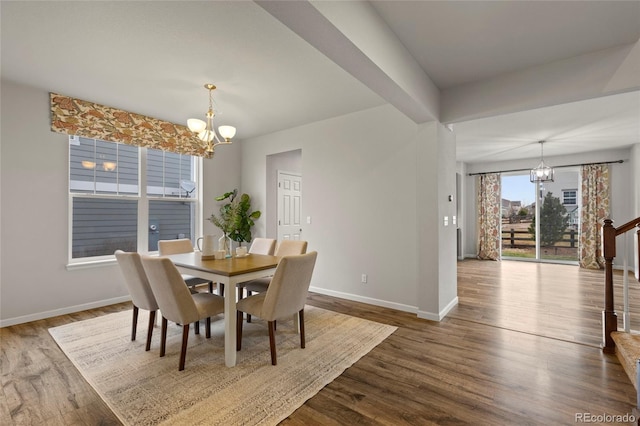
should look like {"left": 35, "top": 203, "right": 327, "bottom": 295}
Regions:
{"left": 49, "top": 305, "right": 396, "bottom": 425}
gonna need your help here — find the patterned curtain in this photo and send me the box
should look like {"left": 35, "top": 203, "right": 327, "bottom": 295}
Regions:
{"left": 477, "top": 173, "right": 501, "bottom": 260}
{"left": 579, "top": 164, "right": 610, "bottom": 269}
{"left": 50, "top": 93, "right": 210, "bottom": 157}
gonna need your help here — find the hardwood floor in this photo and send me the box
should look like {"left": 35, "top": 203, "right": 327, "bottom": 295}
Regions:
{"left": 1, "top": 259, "right": 637, "bottom": 425}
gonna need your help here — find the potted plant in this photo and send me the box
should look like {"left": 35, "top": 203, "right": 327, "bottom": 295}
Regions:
{"left": 208, "top": 189, "right": 261, "bottom": 256}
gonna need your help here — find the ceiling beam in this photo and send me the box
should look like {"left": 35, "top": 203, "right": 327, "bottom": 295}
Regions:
{"left": 442, "top": 40, "right": 640, "bottom": 124}
{"left": 256, "top": 0, "right": 440, "bottom": 123}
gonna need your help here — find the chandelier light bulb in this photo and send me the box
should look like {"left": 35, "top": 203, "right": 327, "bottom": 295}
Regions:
{"left": 187, "top": 118, "right": 207, "bottom": 134}
{"left": 81, "top": 160, "right": 96, "bottom": 169}
{"left": 198, "top": 129, "right": 215, "bottom": 142}
{"left": 102, "top": 161, "right": 117, "bottom": 172}
{"left": 218, "top": 125, "right": 236, "bottom": 141}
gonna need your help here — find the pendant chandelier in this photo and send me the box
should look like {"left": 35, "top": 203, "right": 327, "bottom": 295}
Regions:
{"left": 530, "top": 140, "right": 554, "bottom": 183}
{"left": 187, "top": 84, "right": 236, "bottom": 155}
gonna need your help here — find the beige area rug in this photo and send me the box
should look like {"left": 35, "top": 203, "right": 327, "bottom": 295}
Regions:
{"left": 49, "top": 306, "right": 396, "bottom": 425}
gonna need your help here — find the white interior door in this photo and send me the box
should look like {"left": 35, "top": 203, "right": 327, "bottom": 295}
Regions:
{"left": 277, "top": 171, "right": 302, "bottom": 241}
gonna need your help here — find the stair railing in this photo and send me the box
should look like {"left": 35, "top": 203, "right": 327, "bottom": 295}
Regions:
{"left": 602, "top": 216, "right": 640, "bottom": 353}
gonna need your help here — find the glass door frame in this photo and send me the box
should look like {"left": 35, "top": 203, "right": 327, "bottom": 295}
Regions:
{"left": 501, "top": 169, "right": 579, "bottom": 264}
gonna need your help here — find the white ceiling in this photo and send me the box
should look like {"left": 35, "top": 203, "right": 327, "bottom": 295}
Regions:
{"left": 2, "top": 1, "right": 639, "bottom": 164}
{"left": 371, "top": 1, "right": 640, "bottom": 90}
{"left": 454, "top": 91, "right": 640, "bottom": 163}
{"left": 0, "top": 1, "right": 385, "bottom": 138}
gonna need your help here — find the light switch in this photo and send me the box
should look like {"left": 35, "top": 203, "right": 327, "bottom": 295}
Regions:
{"left": 306, "top": 216, "right": 312, "bottom": 224}
{"left": 453, "top": 216, "right": 457, "bottom": 225}
{"left": 444, "top": 216, "right": 449, "bottom": 226}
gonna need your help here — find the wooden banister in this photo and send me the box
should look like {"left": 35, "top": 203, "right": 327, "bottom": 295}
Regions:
{"left": 614, "top": 217, "right": 640, "bottom": 236}
{"left": 602, "top": 216, "right": 640, "bottom": 353}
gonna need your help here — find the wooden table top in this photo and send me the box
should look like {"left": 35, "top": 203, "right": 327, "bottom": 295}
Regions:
{"left": 166, "top": 252, "right": 280, "bottom": 277}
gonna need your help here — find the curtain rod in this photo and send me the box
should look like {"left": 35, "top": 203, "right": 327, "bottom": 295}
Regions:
{"left": 467, "top": 159, "right": 624, "bottom": 176}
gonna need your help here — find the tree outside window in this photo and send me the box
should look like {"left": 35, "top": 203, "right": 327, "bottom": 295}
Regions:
{"left": 528, "top": 192, "right": 569, "bottom": 247}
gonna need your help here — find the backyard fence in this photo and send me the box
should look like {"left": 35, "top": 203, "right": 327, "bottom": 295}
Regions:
{"left": 501, "top": 228, "right": 578, "bottom": 249}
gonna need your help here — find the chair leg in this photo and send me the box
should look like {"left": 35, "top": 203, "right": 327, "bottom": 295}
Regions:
{"left": 220, "top": 283, "right": 225, "bottom": 297}
{"left": 236, "top": 310, "right": 243, "bottom": 351}
{"left": 145, "top": 310, "right": 156, "bottom": 351}
{"left": 131, "top": 305, "right": 139, "bottom": 341}
{"left": 195, "top": 319, "right": 200, "bottom": 335}
{"left": 299, "top": 309, "right": 305, "bottom": 349}
{"left": 268, "top": 321, "right": 277, "bottom": 365}
{"left": 206, "top": 317, "right": 211, "bottom": 338}
{"left": 179, "top": 324, "right": 189, "bottom": 371}
{"left": 246, "top": 291, "right": 252, "bottom": 323}
{"left": 160, "top": 317, "right": 168, "bottom": 357}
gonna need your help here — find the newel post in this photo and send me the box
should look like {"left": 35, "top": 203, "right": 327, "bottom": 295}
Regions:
{"left": 602, "top": 218, "right": 617, "bottom": 353}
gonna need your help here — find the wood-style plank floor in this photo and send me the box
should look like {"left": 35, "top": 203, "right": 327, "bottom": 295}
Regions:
{"left": 1, "top": 259, "right": 638, "bottom": 425}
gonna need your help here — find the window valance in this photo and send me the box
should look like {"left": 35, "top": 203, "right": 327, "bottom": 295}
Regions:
{"left": 50, "top": 93, "right": 210, "bottom": 157}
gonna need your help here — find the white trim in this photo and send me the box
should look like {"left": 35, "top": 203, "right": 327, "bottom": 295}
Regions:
{"left": 0, "top": 295, "right": 131, "bottom": 328}
{"left": 417, "top": 296, "right": 459, "bottom": 321}
{"left": 309, "top": 286, "right": 417, "bottom": 314}
{"left": 66, "top": 257, "right": 118, "bottom": 270}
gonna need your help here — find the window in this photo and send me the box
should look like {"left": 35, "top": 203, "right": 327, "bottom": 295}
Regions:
{"left": 69, "top": 137, "right": 200, "bottom": 261}
{"left": 562, "top": 190, "right": 577, "bottom": 205}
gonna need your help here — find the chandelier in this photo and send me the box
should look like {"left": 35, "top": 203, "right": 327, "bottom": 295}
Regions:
{"left": 530, "top": 140, "right": 554, "bottom": 183}
{"left": 187, "top": 84, "right": 236, "bottom": 155}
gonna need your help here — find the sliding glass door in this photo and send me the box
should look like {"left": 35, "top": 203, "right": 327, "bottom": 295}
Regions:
{"left": 501, "top": 174, "right": 536, "bottom": 258}
{"left": 501, "top": 170, "right": 579, "bottom": 263}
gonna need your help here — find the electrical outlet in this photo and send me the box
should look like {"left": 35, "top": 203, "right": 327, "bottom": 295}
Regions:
{"left": 361, "top": 274, "right": 367, "bottom": 283}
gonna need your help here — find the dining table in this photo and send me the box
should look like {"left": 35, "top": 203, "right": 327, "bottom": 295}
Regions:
{"left": 165, "top": 251, "right": 280, "bottom": 367}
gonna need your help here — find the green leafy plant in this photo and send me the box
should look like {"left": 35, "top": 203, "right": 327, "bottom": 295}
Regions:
{"left": 208, "top": 189, "right": 261, "bottom": 245}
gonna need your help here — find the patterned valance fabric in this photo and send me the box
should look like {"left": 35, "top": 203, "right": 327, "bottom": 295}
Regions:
{"left": 50, "top": 93, "right": 210, "bottom": 157}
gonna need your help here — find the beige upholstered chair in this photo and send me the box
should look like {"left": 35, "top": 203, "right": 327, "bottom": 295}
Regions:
{"left": 114, "top": 250, "right": 159, "bottom": 351}
{"left": 248, "top": 238, "right": 276, "bottom": 256}
{"left": 236, "top": 251, "right": 317, "bottom": 365}
{"left": 235, "top": 238, "right": 277, "bottom": 302}
{"left": 241, "top": 240, "right": 308, "bottom": 302}
{"left": 158, "top": 238, "right": 218, "bottom": 295}
{"left": 140, "top": 256, "right": 225, "bottom": 371}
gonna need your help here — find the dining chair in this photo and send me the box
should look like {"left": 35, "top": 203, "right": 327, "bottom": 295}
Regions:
{"left": 234, "top": 238, "right": 277, "bottom": 300}
{"left": 140, "top": 255, "right": 225, "bottom": 371}
{"left": 248, "top": 237, "right": 277, "bottom": 256}
{"left": 158, "top": 238, "right": 219, "bottom": 295}
{"left": 239, "top": 240, "right": 308, "bottom": 312}
{"left": 114, "top": 250, "right": 159, "bottom": 351}
{"left": 236, "top": 251, "right": 318, "bottom": 365}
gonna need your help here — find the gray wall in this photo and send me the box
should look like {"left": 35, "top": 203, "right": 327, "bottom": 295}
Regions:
{"left": 240, "top": 105, "right": 459, "bottom": 320}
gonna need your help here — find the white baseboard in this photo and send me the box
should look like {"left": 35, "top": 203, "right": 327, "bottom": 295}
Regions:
{"left": 308, "top": 287, "right": 460, "bottom": 322}
{"left": 0, "top": 295, "right": 132, "bottom": 328}
{"left": 309, "top": 286, "right": 417, "bottom": 314}
{"left": 417, "top": 296, "right": 459, "bottom": 321}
